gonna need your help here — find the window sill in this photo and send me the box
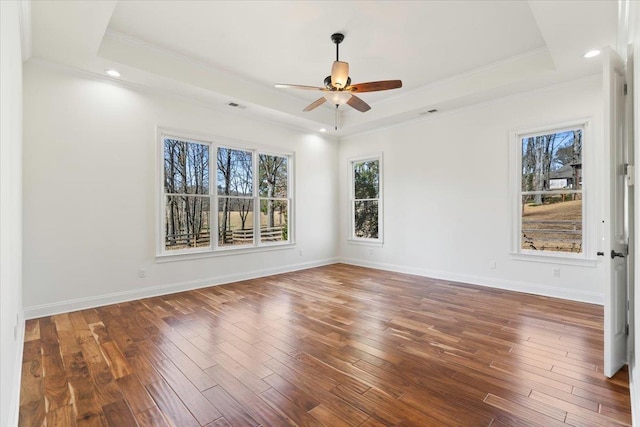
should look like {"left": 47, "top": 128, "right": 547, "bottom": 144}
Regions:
{"left": 510, "top": 252, "right": 598, "bottom": 267}
{"left": 156, "top": 242, "right": 296, "bottom": 263}
{"left": 347, "top": 239, "right": 384, "bottom": 247}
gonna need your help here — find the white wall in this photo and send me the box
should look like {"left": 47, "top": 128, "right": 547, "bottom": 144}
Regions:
{"left": 0, "top": 1, "right": 24, "bottom": 426}
{"left": 22, "top": 62, "right": 338, "bottom": 317}
{"left": 339, "top": 76, "right": 605, "bottom": 303}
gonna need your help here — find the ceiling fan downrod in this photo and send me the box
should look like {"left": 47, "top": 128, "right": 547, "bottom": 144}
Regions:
{"left": 331, "top": 33, "right": 344, "bottom": 61}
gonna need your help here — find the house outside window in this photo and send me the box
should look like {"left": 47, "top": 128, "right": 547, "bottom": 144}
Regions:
{"left": 350, "top": 154, "right": 383, "bottom": 243}
{"left": 159, "top": 131, "right": 293, "bottom": 258}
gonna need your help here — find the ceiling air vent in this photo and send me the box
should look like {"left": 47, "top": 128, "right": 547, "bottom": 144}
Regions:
{"left": 227, "top": 102, "right": 246, "bottom": 109}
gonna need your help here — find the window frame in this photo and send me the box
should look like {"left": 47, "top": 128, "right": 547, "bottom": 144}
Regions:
{"left": 257, "top": 151, "right": 292, "bottom": 247}
{"left": 157, "top": 129, "right": 294, "bottom": 260}
{"left": 509, "top": 119, "right": 597, "bottom": 265}
{"left": 348, "top": 153, "right": 383, "bottom": 245}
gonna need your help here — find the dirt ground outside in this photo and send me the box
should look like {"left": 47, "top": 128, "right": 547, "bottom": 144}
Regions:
{"left": 522, "top": 199, "right": 582, "bottom": 253}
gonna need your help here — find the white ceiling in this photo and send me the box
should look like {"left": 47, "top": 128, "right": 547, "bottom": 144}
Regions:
{"left": 28, "top": 0, "right": 618, "bottom": 136}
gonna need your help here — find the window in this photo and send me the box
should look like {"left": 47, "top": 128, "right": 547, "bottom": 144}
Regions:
{"left": 259, "top": 154, "right": 289, "bottom": 243}
{"left": 163, "top": 138, "right": 211, "bottom": 251}
{"left": 350, "top": 154, "right": 382, "bottom": 242}
{"left": 513, "top": 123, "right": 586, "bottom": 258}
{"left": 160, "top": 131, "right": 292, "bottom": 257}
{"left": 217, "top": 147, "right": 254, "bottom": 247}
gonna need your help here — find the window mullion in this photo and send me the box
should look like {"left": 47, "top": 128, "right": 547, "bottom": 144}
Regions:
{"left": 214, "top": 144, "right": 220, "bottom": 250}
{"left": 253, "top": 150, "right": 260, "bottom": 246}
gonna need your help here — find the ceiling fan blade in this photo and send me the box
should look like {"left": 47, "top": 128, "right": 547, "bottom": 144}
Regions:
{"left": 348, "top": 80, "right": 402, "bottom": 93}
{"left": 331, "top": 61, "right": 349, "bottom": 88}
{"left": 275, "top": 84, "right": 324, "bottom": 91}
{"left": 346, "top": 95, "right": 371, "bottom": 112}
{"left": 303, "top": 97, "right": 327, "bottom": 112}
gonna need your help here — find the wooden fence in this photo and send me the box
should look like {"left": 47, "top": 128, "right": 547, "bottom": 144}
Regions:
{"left": 221, "top": 226, "right": 284, "bottom": 243}
{"left": 166, "top": 226, "right": 284, "bottom": 248}
{"left": 522, "top": 220, "right": 582, "bottom": 252}
{"left": 165, "top": 231, "right": 211, "bottom": 248}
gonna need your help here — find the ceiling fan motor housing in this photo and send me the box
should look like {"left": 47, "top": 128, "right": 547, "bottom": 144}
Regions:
{"left": 324, "top": 75, "right": 351, "bottom": 89}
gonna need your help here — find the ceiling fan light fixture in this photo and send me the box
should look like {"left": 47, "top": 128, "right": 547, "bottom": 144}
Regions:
{"left": 331, "top": 61, "right": 349, "bottom": 88}
{"left": 323, "top": 90, "right": 352, "bottom": 105}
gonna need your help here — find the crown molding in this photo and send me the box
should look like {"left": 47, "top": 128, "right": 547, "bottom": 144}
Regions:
{"left": 25, "top": 57, "right": 339, "bottom": 142}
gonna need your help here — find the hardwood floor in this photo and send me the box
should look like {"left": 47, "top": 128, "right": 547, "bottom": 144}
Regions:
{"left": 18, "top": 264, "right": 631, "bottom": 426}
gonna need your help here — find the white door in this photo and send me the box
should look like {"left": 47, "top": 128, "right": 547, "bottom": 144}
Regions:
{"left": 604, "top": 47, "right": 629, "bottom": 378}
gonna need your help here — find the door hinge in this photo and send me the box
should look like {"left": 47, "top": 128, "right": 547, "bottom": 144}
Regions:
{"left": 624, "top": 83, "right": 628, "bottom": 95}
{"left": 625, "top": 164, "right": 635, "bottom": 186}
{"left": 626, "top": 324, "right": 630, "bottom": 336}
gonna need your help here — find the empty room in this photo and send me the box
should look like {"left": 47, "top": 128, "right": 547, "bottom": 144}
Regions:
{"left": 3, "top": 1, "right": 640, "bottom": 426}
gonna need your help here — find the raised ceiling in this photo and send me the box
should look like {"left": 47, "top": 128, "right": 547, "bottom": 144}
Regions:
{"left": 28, "top": 1, "right": 618, "bottom": 136}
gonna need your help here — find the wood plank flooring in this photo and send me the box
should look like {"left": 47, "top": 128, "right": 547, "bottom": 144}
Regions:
{"left": 18, "top": 264, "right": 631, "bottom": 426}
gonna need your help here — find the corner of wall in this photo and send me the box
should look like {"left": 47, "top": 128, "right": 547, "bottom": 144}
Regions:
{"left": 1, "top": 2, "right": 25, "bottom": 426}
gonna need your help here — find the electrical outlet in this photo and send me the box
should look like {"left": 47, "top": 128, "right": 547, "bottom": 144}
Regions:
{"left": 489, "top": 260, "right": 496, "bottom": 269}
{"left": 553, "top": 267, "right": 561, "bottom": 277}
{"left": 298, "top": 250, "right": 303, "bottom": 256}
{"left": 368, "top": 248, "right": 373, "bottom": 255}
{"left": 138, "top": 268, "right": 146, "bottom": 279}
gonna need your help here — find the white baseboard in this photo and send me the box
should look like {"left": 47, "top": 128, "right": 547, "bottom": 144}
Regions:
{"left": 24, "top": 255, "right": 604, "bottom": 319}
{"left": 24, "top": 258, "right": 339, "bottom": 319}
{"left": 7, "top": 310, "right": 24, "bottom": 427}
{"left": 339, "top": 257, "right": 603, "bottom": 305}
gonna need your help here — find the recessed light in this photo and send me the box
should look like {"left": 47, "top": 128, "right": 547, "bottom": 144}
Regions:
{"left": 319, "top": 128, "right": 327, "bottom": 132}
{"left": 583, "top": 49, "right": 601, "bottom": 59}
{"left": 105, "top": 69, "right": 121, "bottom": 77}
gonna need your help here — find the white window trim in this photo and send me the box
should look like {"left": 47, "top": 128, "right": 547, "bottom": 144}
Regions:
{"left": 348, "top": 152, "right": 384, "bottom": 245}
{"left": 509, "top": 118, "right": 597, "bottom": 266}
{"left": 156, "top": 128, "right": 295, "bottom": 260}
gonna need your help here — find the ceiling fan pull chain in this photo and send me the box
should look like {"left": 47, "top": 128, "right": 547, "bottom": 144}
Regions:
{"left": 335, "top": 104, "right": 338, "bottom": 130}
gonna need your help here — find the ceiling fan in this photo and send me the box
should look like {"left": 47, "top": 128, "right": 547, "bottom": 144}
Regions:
{"left": 275, "top": 33, "right": 402, "bottom": 121}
